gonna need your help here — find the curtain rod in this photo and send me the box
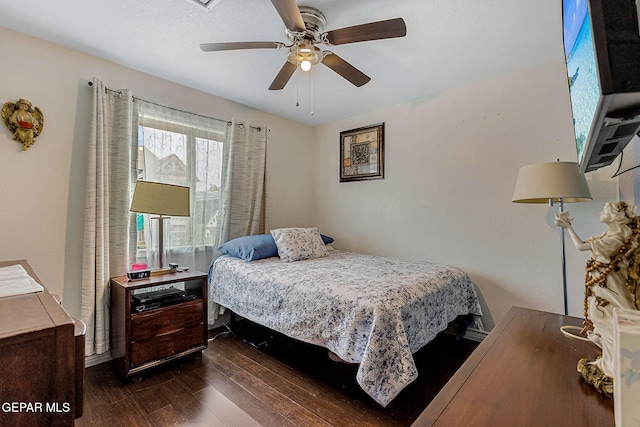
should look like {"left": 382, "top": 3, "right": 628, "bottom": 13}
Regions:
{"left": 87, "top": 81, "right": 265, "bottom": 132}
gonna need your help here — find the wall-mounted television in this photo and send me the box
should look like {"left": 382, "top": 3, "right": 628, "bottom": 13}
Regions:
{"left": 563, "top": 0, "right": 640, "bottom": 173}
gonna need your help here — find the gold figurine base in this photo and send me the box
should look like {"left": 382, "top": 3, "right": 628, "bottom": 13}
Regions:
{"left": 577, "top": 357, "right": 613, "bottom": 399}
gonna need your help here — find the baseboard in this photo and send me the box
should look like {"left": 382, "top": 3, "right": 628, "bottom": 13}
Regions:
{"left": 443, "top": 315, "right": 487, "bottom": 342}
{"left": 463, "top": 327, "right": 488, "bottom": 342}
{"left": 85, "top": 352, "right": 112, "bottom": 368}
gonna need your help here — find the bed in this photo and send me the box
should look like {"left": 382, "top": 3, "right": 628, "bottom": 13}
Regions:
{"left": 209, "top": 229, "right": 482, "bottom": 407}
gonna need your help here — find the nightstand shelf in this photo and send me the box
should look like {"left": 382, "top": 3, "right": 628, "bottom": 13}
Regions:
{"left": 110, "top": 269, "right": 208, "bottom": 378}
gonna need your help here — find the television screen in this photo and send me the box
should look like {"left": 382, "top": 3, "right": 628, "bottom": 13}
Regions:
{"left": 562, "top": 0, "right": 640, "bottom": 173}
{"left": 563, "top": 0, "right": 598, "bottom": 164}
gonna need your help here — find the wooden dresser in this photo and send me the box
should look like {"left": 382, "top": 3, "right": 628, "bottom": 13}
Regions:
{"left": 413, "top": 306, "right": 614, "bottom": 426}
{"left": 0, "top": 260, "right": 85, "bottom": 427}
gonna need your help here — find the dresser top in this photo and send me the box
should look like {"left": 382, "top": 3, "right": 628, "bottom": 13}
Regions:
{"left": 0, "top": 260, "right": 74, "bottom": 340}
{"left": 413, "top": 306, "right": 614, "bottom": 426}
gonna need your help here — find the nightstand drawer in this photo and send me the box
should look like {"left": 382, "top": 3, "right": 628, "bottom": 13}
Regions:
{"left": 131, "top": 299, "right": 203, "bottom": 342}
{"left": 130, "top": 323, "right": 204, "bottom": 366}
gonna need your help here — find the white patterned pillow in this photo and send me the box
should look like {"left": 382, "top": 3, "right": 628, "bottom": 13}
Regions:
{"left": 270, "top": 227, "right": 328, "bottom": 262}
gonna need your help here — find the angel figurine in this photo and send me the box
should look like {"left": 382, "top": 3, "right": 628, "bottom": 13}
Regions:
{"left": 555, "top": 201, "right": 640, "bottom": 397}
{"left": 1, "top": 99, "right": 44, "bottom": 150}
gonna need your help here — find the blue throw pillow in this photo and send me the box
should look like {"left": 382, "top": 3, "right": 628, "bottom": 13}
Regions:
{"left": 321, "top": 234, "right": 334, "bottom": 244}
{"left": 218, "top": 234, "right": 278, "bottom": 261}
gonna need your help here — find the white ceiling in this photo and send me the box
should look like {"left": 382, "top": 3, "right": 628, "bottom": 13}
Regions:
{"left": 0, "top": 0, "right": 563, "bottom": 126}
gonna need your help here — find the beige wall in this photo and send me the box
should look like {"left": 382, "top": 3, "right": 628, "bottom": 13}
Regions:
{"left": 0, "top": 26, "right": 626, "bottom": 330}
{"left": 0, "top": 27, "right": 314, "bottom": 319}
{"left": 312, "top": 60, "right": 620, "bottom": 328}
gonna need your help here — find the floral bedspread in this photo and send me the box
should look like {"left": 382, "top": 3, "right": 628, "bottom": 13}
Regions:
{"left": 209, "top": 249, "right": 482, "bottom": 406}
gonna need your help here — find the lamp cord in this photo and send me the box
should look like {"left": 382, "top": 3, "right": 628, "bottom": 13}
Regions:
{"left": 560, "top": 325, "right": 592, "bottom": 342}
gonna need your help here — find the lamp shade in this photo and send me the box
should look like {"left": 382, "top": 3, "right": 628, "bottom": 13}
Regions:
{"left": 512, "top": 161, "right": 592, "bottom": 204}
{"left": 130, "top": 181, "right": 190, "bottom": 216}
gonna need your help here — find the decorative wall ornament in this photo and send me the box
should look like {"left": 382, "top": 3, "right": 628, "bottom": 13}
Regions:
{"left": 1, "top": 99, "right": 44, "bottom": 150}
{"left": 339, "top": 123, "right": 384, "bottom": 182}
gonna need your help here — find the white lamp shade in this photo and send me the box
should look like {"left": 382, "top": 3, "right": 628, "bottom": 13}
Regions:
{"left": 512, "top": 161, "right": 592, "bottom": 204}
{"left": 130, "top": 181, "right": 190, "bottom": 216}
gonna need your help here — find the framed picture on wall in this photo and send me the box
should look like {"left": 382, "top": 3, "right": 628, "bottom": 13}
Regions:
{"left": 340, "top": 123, "right": 385, "bottom": 182}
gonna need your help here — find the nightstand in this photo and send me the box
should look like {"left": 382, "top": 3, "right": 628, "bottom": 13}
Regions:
{"left": 110, "top": 269, "right": 208, "bottom": 378}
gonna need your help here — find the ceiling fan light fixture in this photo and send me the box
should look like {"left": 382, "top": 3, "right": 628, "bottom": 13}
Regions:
{"left": 287, "top": 44, "right": 321, "bottom": 71}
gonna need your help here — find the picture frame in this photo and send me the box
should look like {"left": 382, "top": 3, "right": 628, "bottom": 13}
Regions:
{"left": 339, "top": 123, "right": 385, "bottom": 182}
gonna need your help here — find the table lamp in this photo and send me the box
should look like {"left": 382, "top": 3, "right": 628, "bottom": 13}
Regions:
{"left": 130, "top": 181, "right": 190, "bottom": 270}
{"left": 512, "top": 160, "right": 592, "bottom": 315}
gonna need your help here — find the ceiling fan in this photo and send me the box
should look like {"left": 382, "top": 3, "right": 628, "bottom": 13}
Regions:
{"left": 200, "top": 0, "right": 407, "bottom": 90}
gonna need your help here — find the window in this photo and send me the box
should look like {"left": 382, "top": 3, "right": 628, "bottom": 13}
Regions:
{"left": 133, "top": 101, "right": 228, "bottom": 269}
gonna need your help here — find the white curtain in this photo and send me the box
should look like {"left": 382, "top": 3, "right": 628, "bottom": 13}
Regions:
{"left": 209, "top": 120, "right": 268, "bottom": 323}
{"left": 82, "top": 79, "right": 137, "bottom": 356}
{"left": 217, "top": 119, "right": 268, "bottom": 242}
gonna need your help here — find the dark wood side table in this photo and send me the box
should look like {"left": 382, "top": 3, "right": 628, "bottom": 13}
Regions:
{"left": 413, "top": 306, "right": 614, "bottom": 426}
{"left": 110, "top": 269, "right": 208, "bottom": 378}
{"left": 0, "top": 259, "right": 85, "bottom": 427}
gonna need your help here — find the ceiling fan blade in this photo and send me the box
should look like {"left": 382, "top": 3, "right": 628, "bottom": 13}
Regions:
{"left": 269, "top": 61, "right": 297, "bottom": 90}
{"left": 323, "top": 17, "right": 407, "bottom": 45}
{"left": 270, "top": 0, "right": 306, "bottom": 33}
{"left": 321, "top": 52, "right": 371, "bottom": 87}
{"left": 200, "top": 41, "right": 285, "bottom": 52}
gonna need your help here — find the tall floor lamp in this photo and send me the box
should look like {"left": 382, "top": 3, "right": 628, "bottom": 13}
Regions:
{"left": 130, "top": 181, "right": 190, "bottom": 270}
{"left": 512, "top": 161, "right": 592, "bottom": 315}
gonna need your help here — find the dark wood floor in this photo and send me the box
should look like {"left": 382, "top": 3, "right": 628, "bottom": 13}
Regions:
{"left": 76, "top": 320, "right": 478, "bottom": 426}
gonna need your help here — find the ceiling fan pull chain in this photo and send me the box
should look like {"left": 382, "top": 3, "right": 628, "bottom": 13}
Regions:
{"left": 295, "top": 64, "right": 300, "bottom": 107}
{"left": 310, "top": 66, "right": 314, "bottom": 116}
